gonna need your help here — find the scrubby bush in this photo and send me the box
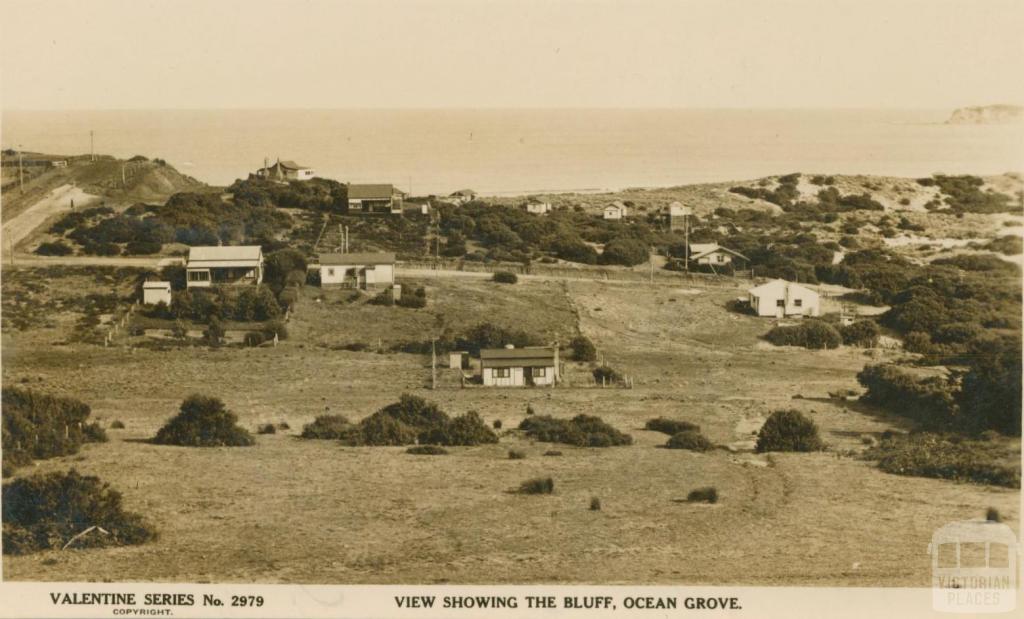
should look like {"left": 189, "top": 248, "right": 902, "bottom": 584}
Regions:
{"left": 519, "top": 414, "right": 632, "bottom": 447}
{"left": 666, "top": 430, "right": 713, "bottom": 451}
{"left": 755, "top": 409, "right": 824, "bottom": 453}
{"left": 396, "top": 286, "right": 427, "bottom": 309}
{"left": 518, "top": 477, "right": 555, "bottom": 495}
{"left": 592, "top": 365, "right": 622, "bottom": 384}
{"left": 2, "top": 388, "right": 99, "bottom": 475}
{"left": 645, "top": 418, "right": 700, "bottom": 435}
{"left": 864, "top": 432, "right": 1019, "bottom": 487}
{"left": 764, "top": 320, "right": 842, "bottom": 350}
{"left": 840, "top": 320, "right": 881, "bottom": 347}
{"left": 599, "top": 237, "right": 649, "bottom": 266}
{"left": 493, "top": 419, "right": 503, "bottom": 430}
{"left": 82, "top": 422, "right": 108, "bottom": 443}
{"left": 857, "top": 364, "right": 959, "bottom": 428}
{"left": 454, "top": 322, "right": 541, "bottom": 356}
{"left": 110, "top": 420, "right": 125, "bottom": 429}
{"left": 569, "top": 335, "right": 597, "bottom": 362}
{"left": 35, "top": 241, "right": 74, "bottom": 256}
{"left": 590, "top": 497, "right": 602, "bottom": 511}
{"left": 406, "top": 445, "right": 448, "bottom": 455}
{"left": 419, "top": 411, "right": 498, "bottom": 446}
{"left": 123, "top": 240, "right": 162, "bottom": 255}
{"left": 350, "top": 412, "right": 419, "bottom": 446}
{"left": 686, "top": 486, "right": 719, "bottom": 503}
{"left": 508, "top": 449, "right": 527, "bottom": 460}
{"left": 543, "top": 450, "right": 562, "bottom": 457}
{"left": 152, "top": 394, "right": 255, "bottom": 447}
{"left": 257, "top": 423, "right": 277, "bottom": 435}
{"left": 2, "top": 469, "right": 157, "bottom": 555}
{"left": 244, "top": 332, "right": 266, "bottom": 347}
{"left": 492, "top": 271, "right": 518, "bottom": 284}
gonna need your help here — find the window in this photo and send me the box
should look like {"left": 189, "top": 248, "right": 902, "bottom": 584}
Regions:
{"left": 776, "top": 299, "right": 785, "bottom": 307}
{"left": 716, "top": 254, "right": 724, "bottom": 263}
{"left": 187, "top": 270, "right": 210, "bottom": 282}
{"left": 493, "top": 368, "right": 510, "bottom": 378}
{"left": 794, "top": 299, "right": 803, "bottom": 307}
{"left": 533, "top": 367, "right": 546, "bottom": 377}
{"left": 327, "top": 268, "right": 335, "bottom": 276}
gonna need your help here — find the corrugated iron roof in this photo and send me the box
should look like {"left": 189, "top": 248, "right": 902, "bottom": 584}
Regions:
{"left": 319, "top": 252, "right": 396, "bottom": 266}
{"left": 187, "top": 245, "right": 263, "bottom": 263}
{"left": 480, "top": 347, "right": 556, "bottom": 361}
{"left": 348, "top": 184, "right": 400, "bottom": 199}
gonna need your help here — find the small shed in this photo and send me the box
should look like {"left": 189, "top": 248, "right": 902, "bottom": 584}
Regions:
{"left": 448, "top": 351, "right": 467, "bottom": 369}
{"left": 142, "top": 281, "right": 172, "bottom": 306}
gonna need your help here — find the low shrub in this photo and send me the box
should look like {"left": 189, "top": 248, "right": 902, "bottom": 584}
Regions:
{"left": 418, "top": 411, "right": 498, "bottom": 446}
{"left": 666, "top": 430, "right": 713, "bottom": 451}
{"left": 569, "top": 335, "right": 597, "bottom": 362}
{"left": 864, "top": 432, "right": 1019, "bottom": 487}
{"left": 755, "top": 409, "right": 824, "bottom": 453}
{"left": 277, "top": 421, "right": 290, "bottom": 430}
{"left": 2, "top": 469, "right": 157, "bottom": 555}
{"left": 987, "top": 507, "right": 1002, "bottom": 522}
{"left": 349, "top": 412, "right": 419, "bottom": 446}
{"left": 592, "top": 365, "right": 622, "bottom": 385}
{"left": 406, "top": 445, "right": 449, "bottom": 455}
{"left": 687, "top": 486, "right": 719, "bottom": 503}
{"left": 765, "top": 320, "right": 842, "bottom": 350}
{"left": 152, "top": 394, "right": 255, "bottom": 447}
{"left": 35, "top": 241, "right": 74, "bottom": 256}
{"left": 508, "top": 449, "right": 527, "bottom": 460}
{"left": 590, "top": 497, "right": 602, "bottom": 511}
{"left": 645, "top": 417, "right": 700, "bottom": 435}
{"left": 519, "top": 414, "right": 632, "bottom": 447}
{"left": 300, "top": 415, "right": 352, "bottom": 439}
{"left": 493, "top": 419, "right": 503, "bottom": 430}
{"left": 2, "top": 388, "right": 97, "bottom": 475}
{"left": 110, "top": 420, "right": 125, "bottom": 429}
{"left": 857, "top": 364, "right": 958, "bottom": 429}
{"left": 244, "top": 332, "right": 266, "bottom": 347}
{"left": 543, "top": 450, "right": 562, "bottom": 457}
{"left": 519, "top": 477, "right": 555, "bottom": 495}
{"left": 840, "top": 320, "right": 881, "bottom": 347}
{"left": 492, "top": 271, "right": 518, "bottom": 284}
{"left": 396, "top": 286, "right": 427, "bottom": 309}
{"left": 257, "top": 424, "right": 277, "bottom": 435}
{"left": 82, "top": 422, "right": 108, "bottom": 443}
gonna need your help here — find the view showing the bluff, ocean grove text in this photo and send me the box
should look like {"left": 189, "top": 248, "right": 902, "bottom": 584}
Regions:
{"left": 0, "top": 0, "right": 1021, "bottom": 597}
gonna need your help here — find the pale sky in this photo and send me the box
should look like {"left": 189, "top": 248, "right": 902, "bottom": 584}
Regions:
{"left": 1, "top": 0, "right": 1022, "bottom": 110}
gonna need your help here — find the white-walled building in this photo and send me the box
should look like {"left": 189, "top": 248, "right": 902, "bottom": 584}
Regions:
{"left": 185, "top": 246, "right": 264, "bottom": 288}
{"left": 142, "top": 281, "right": 172, "bottom": 305}
{"left": 524, "top": 198, "right": 552, "bottom": 215}
{"left": 318, "top": 252, "right": 396, "bottom": 289}
{"left": 480, "top": 346, "right": 558, "bottom": 387}
{"left": 603, "top": 201, "right": 628, "bottom": 220}
{"left": 256, "top": 159, "right": 315, "bottom": 181}
{"left": 348, "top": 184, "right": 405, "bottom": 214}
{"left": 748, "top": 279, "right": 821, "bottom": 318}
{"left": 688, "top": 243, "right": 748, "bottom": 267}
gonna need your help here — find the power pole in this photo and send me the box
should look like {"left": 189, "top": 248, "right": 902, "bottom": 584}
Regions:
{"left": 431, "top": 338, "right": 437, "bottom": 390}
{"left": 684, "top": 212, "right": 690, "bottom": 272}
{"left": 649, "top": 246, "right": 654, "bottom": 283}
{"left": 90, "top": 130, "right": 95, "bottom": 161}
{"left": 17, "top": 146, "right": 24, "bottom": 193}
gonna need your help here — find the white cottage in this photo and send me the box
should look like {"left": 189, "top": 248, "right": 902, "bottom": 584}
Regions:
{"left": 318, "top": 252, "right": 396, "bottom": 289}
{"left": 524, "top": 198, "right": 552, "bottom": 215}
{"left": 185, "top": 246, "right": 264, "bottom": 288}
{"left": 603, "top": 201, "right": 628, "bottom": 220}
{"left": 479, "top": 346, "right": 559, "bottom": 387}
{"left": 142, "top": 281, "right": 172, "bottom": 305}
{"left": 688, "top": 243, "right": 748, "bottom": 267}
{"left": 256, "top": 158, "right": 315, "bottom": 181}
{"left": 748, "top": 279, "right": 821, "bottom": 318}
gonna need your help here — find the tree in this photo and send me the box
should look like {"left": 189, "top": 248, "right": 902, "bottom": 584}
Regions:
{"left": 569, "top": 335, "right": 597, "bottom": 362}
{"left": 442, "top": 230, "right": 467, "bottom": 257}
{"left": 599, "top": 237, "right": 649, "bottom": 266}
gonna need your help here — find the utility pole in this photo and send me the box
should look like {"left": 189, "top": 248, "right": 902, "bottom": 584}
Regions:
{"left": 431, "top": 338, "right": 437, "bottom": 390}
{"left": 90, "top": 130, "right": 95, "bottom": 161}
{"left": 684, "top": 211, "right": 690, "bottom": 272}
{"left": 649, "top": 246, "right": 654, "bottom": 283}
{"left": 17, "top": 146, "right": 24, "bottom": 193}
{"left": 121, "top": 163, "right": 126, "bottom": 188}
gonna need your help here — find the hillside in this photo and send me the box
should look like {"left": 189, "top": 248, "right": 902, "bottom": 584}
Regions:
{"left": 947, "top": 104, "right": 1024, "bottom": 125}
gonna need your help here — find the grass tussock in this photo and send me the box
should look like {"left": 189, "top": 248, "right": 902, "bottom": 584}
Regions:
{"left": 518, "top": 477, "right": 555, "bottom": 495}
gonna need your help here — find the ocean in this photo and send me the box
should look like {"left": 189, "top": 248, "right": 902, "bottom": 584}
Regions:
{"left": 2, "top": 109, "right": 1022, "bottom": 196}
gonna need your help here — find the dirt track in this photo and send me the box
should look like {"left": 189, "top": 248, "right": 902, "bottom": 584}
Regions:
{"left": 2, "top": 184, "right": 99, "bottom": 251}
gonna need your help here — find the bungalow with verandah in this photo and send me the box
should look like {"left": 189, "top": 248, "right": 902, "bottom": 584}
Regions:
{"left": 318, "top": 252, "right": 396, "bottom": 289}
{"left": 348, "top": 184, "right": 406, "bottom": 214}
{"left": 688, "top": 243, "right": 749, "bottom": 268}
{"left": 185, "top": 246, "right": 264, "bottom": 289}
{"left": 479, "top": 345, "right": 559, "bottom": 387}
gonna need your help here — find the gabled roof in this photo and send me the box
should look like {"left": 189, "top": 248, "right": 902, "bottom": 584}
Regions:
{"left": 689, "top": 243, "right": 749, "bottom": 261}
{"left": 187, "top": 245, "right": 263, "bottom": 264}
{"left": 480, "top": 346, "right": 557, "bottom": 368}
{"left": 143, "top": 280, "right": 171, "bottom": 289}
{"left": 277, "top": 160, "right": 310, "bottom": 171}
{"left": 319, "top": 252, "right": 396, "bottom": 266}
{"left": 450, "top": 189, "right": 476, "bottom": 197}
{"left": 748, "top": 278, "right": 818, "bottom": 298}
{"left": 349, "top": 184, "right": 402, "bottom": 200}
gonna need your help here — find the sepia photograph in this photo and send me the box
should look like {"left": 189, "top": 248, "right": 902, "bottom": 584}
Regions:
{"left": 0, "top": 1, "right": 1022, "bottom": 617}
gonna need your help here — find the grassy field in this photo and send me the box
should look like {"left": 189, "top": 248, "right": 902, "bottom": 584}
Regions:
{"left": 1, "top": 273, "right": 1019, "bottom": 585}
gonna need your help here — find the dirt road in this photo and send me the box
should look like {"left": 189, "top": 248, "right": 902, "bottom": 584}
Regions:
{"left": 2, "top": 184, "right": 100, "bottom": 251}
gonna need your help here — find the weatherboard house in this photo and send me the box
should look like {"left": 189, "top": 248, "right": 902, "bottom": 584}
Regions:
{"left": 688, "top": 243, "right": 748, "bottom": 267}
{"left": 255, "top": 158, "right": 315, "bottom": 182}
{"left": 348, "top": 184, "right": 406, "bottom": 214}
{"left": 747, "top": 279, "right": 820, "bottom": 318}
{"left": 603, "top": 201, "right": 628, "bottom": 220}
{"left": 185, "top": 246, "right": 264, "bottom": 288}
{"left": 479, "top": 345, "right": 559, "bottom": 387}
{"left": 318, "top": 252, "right": 396, "bottom": 289}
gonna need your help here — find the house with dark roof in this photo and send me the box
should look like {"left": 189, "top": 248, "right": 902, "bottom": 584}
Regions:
{"left": 185, "top": 246, "right": 264, "bottom": 288}
{"left": 255, "top": 158, "right": 315, "bottom": 181}
{"left": 687, "top": 243, "right": 749, "bottom": 268}
{"left": 479, "top": 345, "right": 559, "bottom": 387}
{"left": 348, "top": 184, "right": 406, "bottom": 214}
{"left": 318, "top": 252, "right": 396, "bottom": 288}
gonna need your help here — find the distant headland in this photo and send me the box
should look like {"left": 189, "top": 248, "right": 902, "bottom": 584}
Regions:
{"left": 947, "top": 104, "right": 1024, "bottom": 125}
